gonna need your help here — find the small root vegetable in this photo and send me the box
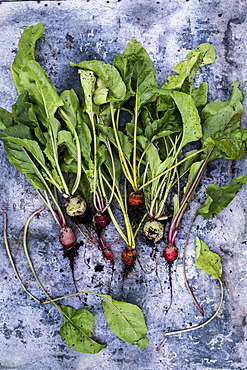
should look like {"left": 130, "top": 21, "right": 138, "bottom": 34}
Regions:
{"left": 59, "top": 226, "right": 77, "bottom": 249}
{"left": 94, "top": 211, "right": 111, "bottom": 228}
{"left": 102, "top": 247, "right": 114, "bottom": 262}
{"left": 128, "top": 191, "right": 145, "bottom": 207}
{"left": 65, "top": 195, "right": 87, "bottom": 217}
{"left": 143, "top": 220, "right": 164, "bottom": 243}
{"left": 163, "top": 245, "right": 178, "bottom": 262}
{"left": 122, "top": 247, "right": 137, "bottom": 265}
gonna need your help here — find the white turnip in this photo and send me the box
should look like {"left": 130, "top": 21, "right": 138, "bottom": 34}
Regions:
{"left": 65, "top": 195, "right": 87, "bottom": 217}
{"left": 143, "top": 220, "right": 164, "bottom": 243}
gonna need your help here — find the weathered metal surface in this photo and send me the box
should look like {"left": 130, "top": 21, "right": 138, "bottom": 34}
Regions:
{"left": 1, "top": 1, "right": 247, "bottom": 369}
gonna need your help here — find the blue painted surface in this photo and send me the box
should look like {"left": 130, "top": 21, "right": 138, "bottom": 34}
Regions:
{"left": 1, "top": 1, "right": 247, "bottom": 369}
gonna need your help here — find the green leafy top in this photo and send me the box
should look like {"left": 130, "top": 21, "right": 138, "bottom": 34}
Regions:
{"left": 197, "top": 175, "right": 247, "bottom": 219}
{"left": 11, "top": 22, "right": 44, "bottom": 94}
{"left": 163, "top": 43, "right": 216, "bottom": 94}
{"left": 195, "top": 237, "right": 222, "bottom": 281}
{"left": 70, "top": 60, "right": 127, "bottom": 103}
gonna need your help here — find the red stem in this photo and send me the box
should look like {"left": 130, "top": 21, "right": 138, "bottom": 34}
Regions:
{"left": 168, "top": 147, "right": 214, "bottom": 246}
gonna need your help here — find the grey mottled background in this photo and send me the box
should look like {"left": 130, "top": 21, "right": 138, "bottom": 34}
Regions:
{"left": 1, "top": 1, "right": 247, "bottom": 369}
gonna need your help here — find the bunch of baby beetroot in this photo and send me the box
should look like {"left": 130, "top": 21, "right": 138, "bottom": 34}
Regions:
{"left": 2, "top": 22, "right": 247, "bottom": 272}
{"left": 2, "top": 23, "right": 247, "bottom": 352}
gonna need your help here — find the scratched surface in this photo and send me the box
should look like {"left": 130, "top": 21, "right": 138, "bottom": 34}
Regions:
{"left": 1, "top": 1, "right": 247, "bottom": 369}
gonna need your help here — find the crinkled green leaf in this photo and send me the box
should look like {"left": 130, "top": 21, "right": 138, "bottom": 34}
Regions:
{"left": 163, "top": 53, "right": 200, "bottom": 91}
{"left": 12, "top": 92, "right": 38, "bottom": 128}
{"left": 58, "top": 130, "right": 77, "bottom": 158}
{"left": 195, "top": 237, "right": 222, "bottom": 281}
{"left": 204, "top": 128, "right": 247, "bottom": 160}
{"left": 77, "top": 121, "right": 93, "bottom": 165}
{"left": 34, "top": 125, "right": 46, "bottom": 146}
{"left": 125, "top": 121, "right": 143, "bottom": 139}
{"left": 0, "top": 108, "right": 13, "bottom": 129}
{"left": 71, "top": 60, "right": 126, "bottom": 102}
{"left": 124, "top": 39, "right": 158, "bottom": 108}
{"left": 96, "top": 138, "right": 107, "bottom": 166}
{"left": 3, "top": 136, "right": 45, "bottom": 165}
{"left": 123, "top": 39, "right": 156, "bottom": 78}
{"left": 43, "top": 118, "right": 61, "bottom": 168}
{"left": 59, "top": 90, "right": 80, "bottom": 129}
{"left": 0, "top": 137, "right": 46, "bottom": 190}
{"left": 201, "top": 81, "right": 244, "bottom": 148}
{"left": 144, "top": 111, "right": 177, "bottom": 142}
{"left": 179, "top": 149, "right": 200, "bottom": 177}
{"left": 186, "top": 43, "right": 216, "bottom": 66}
{"left": 99, "top": 294, "right": 148, "bottom": 348}
{"left": 97, "top": 125, "right": 132, "bottom": 159}
{"left": 19, "top": 60, "right": 63, "bottom": 122}
{"left": 163, "top": 43, "right": 215, "bottom": 93}
{"left": 0, "top": 123, "right": 32, "bottom": 140}
{"left": 11, "top": 22, "right": 44, "bottom": 94}
{"left": 112, "top": 53, "right": 135, "bottom": 101}
{"left": 191, "top": 82, "right": 208, "bottom": 110}
{"left": 59, "top": 305, "right": 106, "bottom": 354}
{"left": 155, "top": 89, "right": 202, "bottom": 148}
{"left": 171, "top": 90, "right": 202, "bottom": 148}
{"left": 114, "top": 39, "right": 158, "bottom": 108}
{"left": 77, "top": 69, "right": 97, "bottom": 114}
{"left": 197, "top": 175, "right": 247, "bottom": 219}
{"left": 122, "top": 39, "right": 157, "bottom": 91}
{"left": 144, "top": 143, "right": 174, "bottom": 179}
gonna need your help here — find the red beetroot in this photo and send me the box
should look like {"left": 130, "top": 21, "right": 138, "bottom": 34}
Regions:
{"left": 128, "top": 191, "right": 145, "bottom": 207}
{"left": 122, "top": 247, "right": 137, "bottom": 265}
{"left": 163, "top": 245, "right": 178, "bottom": 262}
{"left": 59, "top": 226, "right": 77, "bottom": 249}
{"left": 102, "top": 247, "right": 114, "bottom": 262}
{"left": 94, "top": 212, "right": 111, "bottom": 228}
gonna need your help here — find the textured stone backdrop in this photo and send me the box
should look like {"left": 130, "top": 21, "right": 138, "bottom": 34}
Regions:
{"left": 1, "top": 1, "right": 247, "bottom": 369}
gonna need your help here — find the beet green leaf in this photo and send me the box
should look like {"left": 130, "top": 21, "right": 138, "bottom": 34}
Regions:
{"left": 195, "top": 237, "right": 222, "bottom": 281}
{"left": 59, "top": 305, "right": 106, "bottom": 354}
{"left": 99, "top": 294, "right": 148, "bottom": 348}
{"left": 70, "top": 60, "right": 126, "bottom": 103}
{"left": 11, "top": 22, "right": 44, "bottom": 94}
{"left": 0, "top": 108, "right": 13, "bottom": 129}
{"left": 197, "top": 175, "right": 247, "bottom": 219}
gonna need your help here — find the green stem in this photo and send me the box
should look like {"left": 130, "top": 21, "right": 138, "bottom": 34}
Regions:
{"left": 133, "top": 212, "right": 148, "bottom": 239}
{"left": 36, "top": 188, "right": 66, "bottom": 228}
{"left": 139, "top": 147, "right": 208, "bottom": 191}
{"left": 156, "top": 279, "right": 224, "bottom": 350}
{"left": 59, "top": 111, "right": 82, "bottom": 196}
{"left": 100, "top": 138, "right": 116, "bottom": 213}
{"left": 23, "top": 147, "right": 63, "bottom": 196}
{"left": 3, "top": 213, "right": 41, "bottom": 303}
{"left": 49, "top": 126, "right": 70, "bottom": 197}
{"left": 20, "top": 208, "right": 90, "bottom": 331}
{"left": 23, "top": 208, "right": 57, "bottom": 305}
{"left": 100, "top": 171, "right": 134, "bottom": 247}
{"left": 137, "top": 141, "right": 152, "bottom": 183}
{"left": 24, "top": 149, "right": 67, "bottom": 227}
{"left": 110, "top": 103, "right": 135, "bottom": 189}
{"left": 99, "top": 171, "right": 128, "bottom": 243}
{"left": 71, "top": 129, "right": 82, "bottom": 195}
{"left": 41, "top": 291, "right": 107, "bottom": 305}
